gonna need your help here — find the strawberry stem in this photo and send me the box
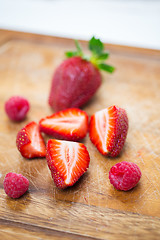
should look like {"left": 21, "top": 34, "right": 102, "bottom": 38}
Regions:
{"left": 65, "top": 36, "right": 115, "bottom": 73}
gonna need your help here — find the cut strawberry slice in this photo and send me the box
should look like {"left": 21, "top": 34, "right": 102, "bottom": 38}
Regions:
{"left": 46, "top": 139, "right": 90, "bottom": 188}
{"left": 39, "top": 108, "right": 88, "bottom": 141}
{"left": 89, "top": 106, "right": 128, "bottom": 157}
{"left": 16, "top": 121, "right": 46, "bottom": 159}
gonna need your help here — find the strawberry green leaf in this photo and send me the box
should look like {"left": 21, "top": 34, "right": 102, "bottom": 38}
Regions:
{"left": 65, "top": 36, "right": 115, "bottom": 74}
{"left": 65, "top": 51, "right": 78, "bottom": 58}
{"left": 98, "top": 63, "right": 115, "bottom": 73}
{"left": 75, "top": 40, "right": 82, "bottom": 55}
{"left": 97, "top": 52, "right": 109, "bottom": 60}
{"left": 89, "top": 36, "right": 104, "bottom": 55}
{"left": 65, "top": 40, "right": 83, "bottom": 58}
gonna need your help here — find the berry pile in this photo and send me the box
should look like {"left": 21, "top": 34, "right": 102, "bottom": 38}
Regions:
{"left": 3, "top": 37, "right": 142, "bottom": 199}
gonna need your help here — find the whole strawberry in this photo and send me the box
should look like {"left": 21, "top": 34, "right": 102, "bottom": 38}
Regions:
{"left": 49, "top": 37, "right": 115, "bottom": 111}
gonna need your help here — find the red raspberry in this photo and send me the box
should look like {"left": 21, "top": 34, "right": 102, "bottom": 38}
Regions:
{"left": 5, "top": 96, "right": 30, "bottom": 121}
{"left": 3, "top": 172, "right": 29, "bottom": 198}
{"left": 109, "top": 161, "right": 141, "bottom": 191}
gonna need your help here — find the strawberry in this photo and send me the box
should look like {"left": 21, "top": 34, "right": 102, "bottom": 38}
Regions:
{"left": 16, "top": 121, "right": 46, "bottom": 159}
{"left": 39, "top": 108, "right": 88, "bottom": 141}
{"left": 46, "top": 139, "right": 90, "bottom": 188}
{"left": 49, "top": 37, "right": 115, "bottom": 111}
{"left": 89, "top": 106, "right": 128, "bottom": 157}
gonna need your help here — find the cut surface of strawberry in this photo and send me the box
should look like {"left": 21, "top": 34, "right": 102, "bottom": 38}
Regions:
{"left": 39, "top": 108, "right": 88, "bottom": 141}
{"left": 16, "top": 121, "right": 46, "bottom": 159}
{"left": 89, "top": 106, "right": 128, "bottom": 157}
{"left": 46, "top": 139, "right": 90, "bottom": 188}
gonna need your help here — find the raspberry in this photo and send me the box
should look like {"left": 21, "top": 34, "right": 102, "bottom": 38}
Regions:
{"left": 109, "top": 161, "right": 141, "bottom": 191}
{"left": 3, "top": 172, "right": 29, "bottom": 198}
{"left": 5, "top": 96, "right": 30, "bottom": 121}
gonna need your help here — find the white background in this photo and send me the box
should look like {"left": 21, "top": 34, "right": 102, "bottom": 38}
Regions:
{"left": 0, "top": 0, "right": 160, "bottom": 49}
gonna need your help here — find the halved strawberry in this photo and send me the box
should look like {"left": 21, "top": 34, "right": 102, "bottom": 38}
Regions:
{"left": 16, "top": 121, "right": 46, "bottom": 159}
{"left": 46, "top": 139, "right": 90, "bottom": 188}
{"left": 39, "top": 108, "right": 88, "bottom": 141}
{"left": 89, "top": 106, "right": 128, "bottom": 157}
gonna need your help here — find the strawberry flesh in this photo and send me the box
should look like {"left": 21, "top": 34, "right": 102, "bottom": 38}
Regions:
{"left": 46, "top": 139, "right": 90, "bottom": 188}
{"left": 89, "top": 106, "right": 128, "bottom": 157}
{"left": 39, "top": 108, "right": 88, "bottom": 141}
{"left": 49, "top": 57, "right": 101, "bottom": 111}
{"left": 16, "top": 121, "right": 46, "bottom": 159}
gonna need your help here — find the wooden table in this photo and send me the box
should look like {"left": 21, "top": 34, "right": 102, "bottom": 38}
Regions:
{"left": 0, "top": 29, "right": 160, "bottom": 239}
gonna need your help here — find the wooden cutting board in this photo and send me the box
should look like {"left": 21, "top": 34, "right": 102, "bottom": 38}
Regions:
{"left": 0, "top": 29, "right": 160, "bottom": 240}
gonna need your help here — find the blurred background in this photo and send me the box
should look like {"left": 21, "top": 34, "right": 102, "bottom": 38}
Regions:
{"left": 0, "top": 0, "right": 160, "bottom": 49}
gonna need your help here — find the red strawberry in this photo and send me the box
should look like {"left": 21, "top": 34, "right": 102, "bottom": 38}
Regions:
{"left": 49, "top": 57, "right": 101, "bottom": 111}
{"left": 16, "top": 121, "right": 46, "bottom": 159}
{"left": 46, "top": 139, "right": 90, "bottom": 189}
{"left": 39, "top": 108, "right": 88, "bottom": 141}
{"left": 89, "top": 106, "right": 128, "bottom": 157}
{"left": 49, "top": 37, "right": 114, "bottom": 111}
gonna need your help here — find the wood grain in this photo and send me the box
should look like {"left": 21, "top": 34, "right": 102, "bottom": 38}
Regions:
{"left": 0, "top": 29, "right": 160, "bottom": 239}
{"left": 0, "top": 193, "right": 160, "bottom": 240}
{"left": 0, "top": 219, "right": 95, "bottom": 240}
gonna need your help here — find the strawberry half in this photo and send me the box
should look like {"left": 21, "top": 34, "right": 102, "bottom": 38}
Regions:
{"left": 49, "top": 37, "right": 115, "bottom": 111}
{"left": 39, "top": 108, "right": 88, "bottom": 141}
{"left": 89, "top": 106, "right": 128, "bottom": 157}
{"left": 16, "top": 121, "right": 46, "bottom": 159}
{"left": 46, "top": 139, "right": 90, "bottom": 188}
